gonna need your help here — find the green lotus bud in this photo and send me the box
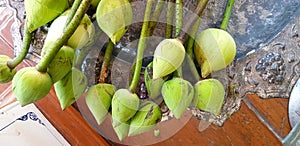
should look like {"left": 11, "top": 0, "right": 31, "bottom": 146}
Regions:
{"left": 25, "top": 0, "right": 69, "bottom": 33}
{"left": 96, "top": 0, "right": 132, "bottom": 44}
{"left": 46, "top": 45, "right": 75, "bottom": 83}
{"left": 44, "top": 10, "right": 95, "bottom": 49}
{"left": 54, "top": 68, "right": 87, "bottom": 110}
{"left": 153, "top": 39, "right": 185, "bottom": 79}
{"left": 86, "top": 84, "right": 115, "bottom": 125}
{"left": 0, "top": 55, "right": 16, "bottom": 83}
{"left": 144, "top": 62, "right": 165, "bottom": 99}
{"left": 194, "top": 78, "right": 225, "bottom": 115}
{"left": 128, "top": 101, "right": 162, "bottom": 136}
{"left": 111, "top": 89, "right": 140, "bottom": 123}
{"left": 194, "top": 28, "right": 236, "bottom": 78}
{"left": 161, "top": 78, "right": 194, "bottom": 119}
{"left": 12, "top": 67, "right": 52, "bottom": 106}
{"left": 112, "top": 118, "right": 130, "bottom": 141}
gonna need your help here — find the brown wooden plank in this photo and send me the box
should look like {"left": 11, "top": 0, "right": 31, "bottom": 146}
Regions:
{"left": 152, "top": 100, "right": 282, "bottom": 145}
{"left": 246, "top": 94, "right": 291, "bottom": 138}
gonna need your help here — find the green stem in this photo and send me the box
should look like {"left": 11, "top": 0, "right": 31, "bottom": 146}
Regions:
{"left": 175, "top": 0, "right": 182, "bottom": 37}
{"left": 129, "top": 0, "right": 154, "bottom": 93}
{"left": 148, "top": 0, "right": 165, "bottom": 36}
{"left": 36, "top": 0, "right": 91, "bottom": 72}
{"left": 220, "top": 0, "right": 235, "bottom": 30}
{"left": 186, "top": 18, "right": 200, "bottom": 58}
{"left": 99, "top": 40, "right": 114, "bottom": 83}
{"left": 186, "top": 18, "right": 201, "bottom": 81}
{"left": 66, "top": 0, "right": 82, "bottom": 26}
{"left": 166, "top": 0, "right": 175, "bottom": 38}
{"left": 177, "top": 0, "right": 209, "bottom": 42}
{"left": 7, "top": 24, "right": 32, "bottom": 69}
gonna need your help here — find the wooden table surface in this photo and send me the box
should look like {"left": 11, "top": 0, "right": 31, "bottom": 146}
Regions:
{"left": 0, "top": 6, "right": 291, "bottom": 146}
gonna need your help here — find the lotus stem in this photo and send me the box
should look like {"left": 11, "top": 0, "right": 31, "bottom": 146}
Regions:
{"left": 186, "top": 18, "right": 201, "bottom": 81}
{"left": 220, "top": 0, "right": 235, "bottom": 30}
{"left": 36, "top": 0, "right": 91, "bottom": 72}
{"left": 65, "top": 0, "right": 82, "bottom": 26}
{"left": 186, "top": 18, "right": 200, "bottom": 60}
{"left": 99, "top": 40, "right": 114, "bottom": 83}
{"left": 175, "top": 0, "right": 182, "bottom": 37}
{"left": 7, "top": 23, "right": 32, "bottom": 69}
{"left": 165, "top": 0, "right": 175, "bottom": 38}
{"left": 129, "top": 0, "right": 154, "bottom": 93}
{"left": 148, "top": 0, "right": 166, "bottom": 36}
{"left": 177, "top": 0, "right": 209, "bottom": 42}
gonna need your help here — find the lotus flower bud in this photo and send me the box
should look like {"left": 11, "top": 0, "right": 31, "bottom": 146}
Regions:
{"left": 112, "top": 118, "right": 130, "bottom": 141}
{"left": 194, "top": 78, "right": 225, "bottom": 115}
{"left": 96, "top": 0, "right": 132, "bottom": 44}
{"left": 25, "top": 0, "right": 69, "bottom": 32}
{"left": 54, "top": 68, "right": 87, "bottom": 110}
{"left": 0, "top": 55, "right": 16, "bottom": 83}
{"left": 44, "top": 10, "right": 95, "bottom": 49}
{"left": 144, "top": 62, "right": 165, "bottom": 99}
{"left": 12, "top": 67, "right": 52, "bottom": 106}
{"left": 161, "top": 78, "right": 194, "bottom": 119}
{"left": 111, "top": 89, "right": 140, "bottom": 123}
{"left": 153, "top": 39, "right": 185, "bottom": 79}
{"left": 46, "top": 45, "right": 75, "bottom": 83}
{"left": 128, "top": 101, "right": 162, "bottom": 136}
{"left": 194, "top": 28, "right": 236, "bottom": 78}
{"left": 86, "top": 84, "right": 115, "bottom": 125}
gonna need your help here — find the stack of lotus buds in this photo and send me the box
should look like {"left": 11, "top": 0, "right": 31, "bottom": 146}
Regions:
{"left": 0, "top": 0, "right": 236, "bottom": 141}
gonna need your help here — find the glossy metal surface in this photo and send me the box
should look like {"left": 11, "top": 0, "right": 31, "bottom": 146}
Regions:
{"left": 289, "top": 78, "right": 300, "bottom": 128}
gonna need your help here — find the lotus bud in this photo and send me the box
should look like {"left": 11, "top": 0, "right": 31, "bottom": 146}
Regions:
{"left": 194, "top": 78, "right": 225, "bottom": 115}
{"left": 54, "top": 68, "right": 87, "bottom": 110}
{"left": 43, "top": 10, "right": 95, "bottom": 50}
{"left": 111, "top": 89, "right": 140, "bottom": 123}
{"left": 96, "top": 0, "right": 132, "bottom": 44}
{"left": 112, "top": 118, "right": 130, "bottom": 141}
{"left": 46, "top": 45, "right": 75, "bottom": 83}
{"left": 144, "top": 62, "right": 165, "bottom": 99}
{"left": 25, "top": 0, "right": 69, "bottom": 33}
{"left": 161, "top": 78, "right": 194, "bottom": 119}
{"left": 0, "top": 55, "right": 16, "bottom": 83}
{"left": 153, "top": 39, "right": 185, "bottom": 79}
{"left": 128, "top": 101, "right": 162, "bottom": 136}
{"left": 194, "top": 28, "right": 236, "bottom": 78}
{"left": 12, "top": 67, "right": 52, "bottom": 106}
{"left": 86, "top": 84, "right": 115, "bottom": 125}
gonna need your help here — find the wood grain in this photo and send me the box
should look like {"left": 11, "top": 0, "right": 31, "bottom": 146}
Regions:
{"left": 152, "top": 99, "right": 282, "bottom": 145}
{"left": 246, "top": 94, "right": 291, "bottom": 138}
